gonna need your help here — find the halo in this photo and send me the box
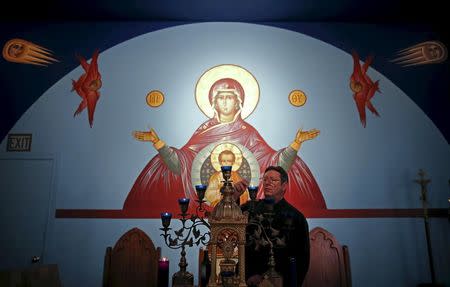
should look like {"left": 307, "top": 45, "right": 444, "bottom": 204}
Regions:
{"left": 210, "top": 143, "right": 243, "bottom": 172}
{"left": 191, "top": 141, "right": 260, "bottom": 189}
{"left": 195, "top": 64, "right": 260, "bottom": 120}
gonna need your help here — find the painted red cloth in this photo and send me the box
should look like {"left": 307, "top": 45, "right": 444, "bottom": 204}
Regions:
{"left": 123, "top": 116, "right": 326, "bottom": 217}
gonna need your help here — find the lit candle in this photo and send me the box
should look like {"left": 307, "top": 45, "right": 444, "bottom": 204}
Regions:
{"left": 221, "top": 165, "right": 232, "bottom": 172}
{"left": 195, "top": 185, "right": 207, "bottom": 202}
{"left": 247, "top": 185, "right": 258, "bottom": 201}
{"left": 178, "top": 198, "right": 190, "bottom": 214}
{"left": 158, "top": 257, "right": 169, "bottom": 287}
{"left": 160, "top": 212, "right": 172, "bottom": 228}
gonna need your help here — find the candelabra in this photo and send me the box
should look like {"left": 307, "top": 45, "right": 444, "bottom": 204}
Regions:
{"left": 246, "top": 192, "right": 293, "bottom": 286}
{"left": 160, "top": 185, "right": 211, "bottom": 287}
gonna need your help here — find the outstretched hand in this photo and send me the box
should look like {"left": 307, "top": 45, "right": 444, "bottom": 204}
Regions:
{"left": 132, "top": 128, "right": 160, "bottom": 144}
{"left": 294, "top": 128, "right": 320, "bottom": 144}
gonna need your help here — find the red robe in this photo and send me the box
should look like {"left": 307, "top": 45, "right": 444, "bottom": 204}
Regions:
{"left": 123, "top": 116, "right": 326, "bottom": 217}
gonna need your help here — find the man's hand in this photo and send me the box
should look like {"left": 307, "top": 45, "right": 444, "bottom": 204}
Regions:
{"left": 132, "top": 128, "right": 165, "bottom": 150}
{"left": 233, "top": 179, "right": 249, "bottom": 201}
{"left": 290, "top": 128, "right": 320, "bottom": 151}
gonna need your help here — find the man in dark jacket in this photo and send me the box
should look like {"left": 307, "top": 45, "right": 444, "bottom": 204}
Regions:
{"left": 240, "top": 166, "right": 310, "bottom": 287}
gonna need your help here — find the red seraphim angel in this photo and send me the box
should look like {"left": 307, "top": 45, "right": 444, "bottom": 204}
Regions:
{"left": 71, "top": 50, "right": 102, "bottom": 128}
{"left": 350, "top": 51, "right": 381, "bottom": 128}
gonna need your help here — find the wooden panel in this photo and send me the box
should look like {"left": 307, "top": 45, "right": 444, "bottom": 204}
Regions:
{"left": 302, "top": 227, "right": 350, "bottom": 287}
{"left": 103, "top": 228, "right": 160, "bottom": 287}
{"left": 0, "top": 264, "right": 62, "bottom": 287}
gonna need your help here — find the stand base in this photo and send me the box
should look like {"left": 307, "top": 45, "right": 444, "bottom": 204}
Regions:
{"left": 172, "top": 270, "right": 194, "bottom": 287}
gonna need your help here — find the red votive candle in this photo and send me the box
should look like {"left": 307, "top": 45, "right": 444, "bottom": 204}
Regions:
{"left": 158, "top": 257, "right": 169, "bottom": 287}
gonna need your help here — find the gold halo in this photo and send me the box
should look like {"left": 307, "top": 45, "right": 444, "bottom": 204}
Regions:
{"left": 195, "top": 64, "right": 259, "bottom": 120}
{"left": 210, "top": 143, "right": 243, "bottom": 172}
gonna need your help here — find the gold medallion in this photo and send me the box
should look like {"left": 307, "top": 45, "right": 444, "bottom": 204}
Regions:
{"left": 146, "top": 90, "right": 164, "bottom": 107}
{"left": 288, "top": 90, "right": 307, "bottom": 107}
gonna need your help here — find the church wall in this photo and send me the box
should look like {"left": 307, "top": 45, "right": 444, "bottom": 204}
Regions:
{"left": 0, "top": 22, "right": 449, "bottom": 286}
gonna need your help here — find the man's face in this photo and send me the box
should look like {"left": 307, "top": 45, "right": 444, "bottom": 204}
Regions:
{"left": 262, "top": 170, "right": 286, "bottom": 202}
{"left": 219, "top": 153, "right": 235, "bottom": 167}
{"left": 215, "top": 91, "right": 237, "bottom": 116}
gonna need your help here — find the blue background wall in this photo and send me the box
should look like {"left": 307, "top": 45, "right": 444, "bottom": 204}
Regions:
{"left": 0, "top": 22, "right": 449, "bottom": 286}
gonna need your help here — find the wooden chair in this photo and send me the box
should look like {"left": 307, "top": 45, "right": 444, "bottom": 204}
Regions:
{"left": 302, "top": 227, "right": 352, "bottom": 287}
{"left": 103, "top": 227, "right": 161, "bottom": 287}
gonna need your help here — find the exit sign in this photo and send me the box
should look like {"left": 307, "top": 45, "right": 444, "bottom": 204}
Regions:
{"left": 7, "top": 134, "right": 32, "bottom": 152}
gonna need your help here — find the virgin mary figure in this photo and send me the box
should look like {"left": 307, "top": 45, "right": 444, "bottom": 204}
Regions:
{"left": 124, "top": 64, "right": 326, "bottom": 216}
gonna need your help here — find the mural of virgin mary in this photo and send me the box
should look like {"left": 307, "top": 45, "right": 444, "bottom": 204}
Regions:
{"left": 124, "top": 64, "right": 326, "bottom": 217}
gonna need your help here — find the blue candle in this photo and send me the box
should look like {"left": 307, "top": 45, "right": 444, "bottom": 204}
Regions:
{"left": 247, "top": 185, "right": 258, "bottom": 200}
{"left": 221, "top": 165, "right": 232, "bottom": 172}
{"left": 178, "top": 198, "right": 190, "bottom": 204}
{"left": 195, "top": 184, "right": 207, "bottom": 191}
{"left": 160, "top": 212, "right": 172, "bottom": 228}
{"left": 178, "top": 198, "right": 190, "bottom": 214}
{"left": 195, "top": 185, "right": 207, "bottom": 202}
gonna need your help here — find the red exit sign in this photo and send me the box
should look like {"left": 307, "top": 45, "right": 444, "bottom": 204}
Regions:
{"left": 7, "top": 134, "right": 32, "bottom": 152}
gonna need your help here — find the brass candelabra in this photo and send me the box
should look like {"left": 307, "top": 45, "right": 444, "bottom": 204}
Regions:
{"left": 160, "top": 185, "right": 211, "bottom": 287}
